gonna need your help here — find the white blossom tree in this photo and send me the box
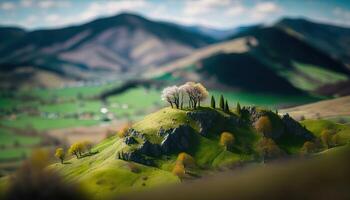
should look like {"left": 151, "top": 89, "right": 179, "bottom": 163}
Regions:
{"left": 161, "top": 86, "right": 180, "bottom": 108}
{"left": 162, "top": 82, "right": 209, "bottom": 109}
{"left": 194, "top": 83, "right": 209, "bottom": 107}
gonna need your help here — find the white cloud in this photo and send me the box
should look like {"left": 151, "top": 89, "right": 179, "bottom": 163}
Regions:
{"left": 249, "top": 2, "right": 281, "bottom": 21}
{"left": 254, "top": 2, "right": 280, "bottom": 13}
{"left": 226, "top": 5, "right": 246, "bottom": 16}
{"left": 37, "top": 0, "right": 71, "bottom": 9}
{"left": 333, "top": 7, "right": 350, "bottom": 19}
{"left": 184, "top": 0, "right": 232, "bottom": 16}
{"left": 46, "top": 14, "right": 60, "bottom": 23}
{"left": 0, "top": 2, "right": 16, "bottom": 10}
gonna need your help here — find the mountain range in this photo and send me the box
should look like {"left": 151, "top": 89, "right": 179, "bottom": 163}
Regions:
{"left": 0, "top": 13, "right": 349, "bottom": 96}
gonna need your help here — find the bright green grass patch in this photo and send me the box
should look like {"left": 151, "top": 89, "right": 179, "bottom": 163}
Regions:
{"left": 0, "top": 147, "right": 32, "bottom": 160}
{"left": 39, "top": 101, "right": 102, "bottom": 114}
{"left": 52, "top": 137, "right": 178, "bottom": 199}
{"left": 209, "top": 90, "right": 320, "bottom": 109}
{"left": 282, "top": 62, "right": 348, "bottom": 91}
{"left": 79, "top": 160, "right": 178, "bottom": 199}
{"left": 301, "top": 119, "right": 350, "bottom": 145}
{"left": 0, "top": 130, "right": 41, "bottom": 147}
{"left": 107, "top": 87, "right": 161, "bottom": 116}
{"left": 31, "top": 82, "right": 121, "bottom": 100}
{"left": 0, "top": 116, "right": 99, "bottom": 131}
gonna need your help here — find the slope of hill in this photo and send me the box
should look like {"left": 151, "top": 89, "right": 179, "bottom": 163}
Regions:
{"left": 1, "top": 102, "right": 350, "bottom": 199}
{"left": 0, "top": 13, "right": 214, "bottom": 88}
{"left": 45, "top": 103, "right": 349, "bottom": 199}
{"left": 280, "top": 95, "right": 350, "bottom": 120}
{"left": 276, "top": 18, "right": 350, "bottom": 68}
{"left": 0, "top": 27, "right": 26, "bottom": 51}
{"left": 149, "top": 25, "right": 350, "bottom": 96}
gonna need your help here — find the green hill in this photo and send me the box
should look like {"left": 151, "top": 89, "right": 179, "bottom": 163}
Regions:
{"left": 1, "top": 103, "right": 350, "bottom": 199}
{"left": 46, "top": 103, "right": 346, "bottom": 199}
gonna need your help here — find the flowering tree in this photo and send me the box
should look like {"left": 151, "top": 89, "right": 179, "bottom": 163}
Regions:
{"left": 161, "top": 86, "right": 181, "bottom": 109}
{"left": 193, "top": 83, "right": 209, "bottom": 107}
{"left": 162, "top": 82, "right": 209, "bottom": 109}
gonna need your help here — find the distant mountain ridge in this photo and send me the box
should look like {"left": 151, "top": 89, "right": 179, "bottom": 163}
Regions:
{"left": 0, "top": 13, "right": 214, "bottom": 87}
{"left": 1, "top": 14, "right": 350, "bottom": 94}
{"left": 276, "top": 18, "right": 350, "bottom": 68}
{"left": 179, "top": 24, "right": 262, "bottom": 40}
{"left": 149, "top": 19, "right": 350, "bottom": 96}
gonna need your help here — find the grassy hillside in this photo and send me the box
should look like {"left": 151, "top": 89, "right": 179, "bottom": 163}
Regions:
{"left": 51, "top": 135, "right": 179, "bottom": 199}
{"left": 44, "top": 102, "right": 350, "bottom": 199}
{"left": 2, "top": 101, "right": 350, "bottom": 199}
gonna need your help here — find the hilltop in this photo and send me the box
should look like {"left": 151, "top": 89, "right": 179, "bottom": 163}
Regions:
{"left": 45, "top": 98, "right": 350, "bottom": 199}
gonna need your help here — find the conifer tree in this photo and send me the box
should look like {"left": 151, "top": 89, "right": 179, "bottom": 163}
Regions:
{"left": 236, "top": 102, "right": 241, "bottom": 115}
{"left": 219, "top": 95, "right": 225, "bottom": 110}
{"left": 225, "top": 100, "right": 229, "bottom": 112}
{"left": 210, "top": 95, "right": 216, "bottom": 109}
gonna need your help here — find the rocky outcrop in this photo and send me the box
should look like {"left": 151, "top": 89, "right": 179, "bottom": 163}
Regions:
{"left": 117, "top": 151, "right": 154, "bottom": 166}
{"left": 187, "top": 110, "right": 239, "bottom": 136}
{"left": 124, "top": 136, "right": 138, "bottom": 145}
{"left": 160, "top": 125, "right": 193, "bottom": 154}
{"left": 118, "top": 125, "right": 194, "bottom": 164}
{"left": 138, "top": 140, "right": 162, "bottom": 157}
{"left": 281, "top": 114, "right": 314, "bottom": 140}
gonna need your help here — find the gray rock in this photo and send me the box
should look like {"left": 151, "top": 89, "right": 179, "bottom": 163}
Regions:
{"left": 160, "top": 125, "right": 193, "bottom": 154}
{"left": 186, "top": 111, "right": 218, "bottom": 136}
{"left": 138, "top": 140, "right": 162, "bottom": 157}
{"left": 118, "top": 151, "right": 153, "bottom": 166}
{"left": 124, "top": 136, "right": 138, "bottom": 145}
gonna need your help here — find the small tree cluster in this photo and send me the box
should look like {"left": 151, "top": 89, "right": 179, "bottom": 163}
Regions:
{"left": 256, "top": 137, "right": 283, "bottom": 162}
{"left": 172, "top": 162, "right": 185, "bottom": 178}
{"left": 321, "top": 130, "right": 332, "bottom": 148}
{"left": 161, "top": 82, "right": 208, "bottom": 109}
{"left": 55, "top": 148, "right": 66, "bottom": 164}
{"left": 255, "top": 116, "right": 273, "bottom": 137}
{"left": 300, "top": 141, "right": 318, "bottom": 154}
{"left": 220, "top": 132, "right": 235, "bottom": 150}
{"left": 176, "top": 152, "right": 195, "bottom": 168}
{"left": 321, "top": 129, "right": 341, "bottom": 148}
{"left": 68, "top": 141, "right": 93, "bottom": 159}
{"left": 172, "top": 152, "right": 195, "bottom": 178}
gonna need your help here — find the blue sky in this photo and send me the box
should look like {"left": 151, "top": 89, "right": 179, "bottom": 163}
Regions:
{"left": 1, "top": 0, "right": 350, "bottom": 30}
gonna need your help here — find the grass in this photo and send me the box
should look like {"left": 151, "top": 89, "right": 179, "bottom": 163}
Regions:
{"left": 0, "top": 116, "right": 99, "bottom": 131}
{"left": 0, "top": 147, "right": 32, "bottom": 160}
{"left": 301, "top": 119, "right": 350, "bottom": 144}
{"left": 51, "top": 136, "right": 179, "bottom": 199}
{"left": 280, "top": 62, "right": 348, "bottom": 91}
{"left": 0, "top": 130, "right": 41, "bottom": 147}
{"left": 209, "top": 90, "right": 321, "bottom": 109}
